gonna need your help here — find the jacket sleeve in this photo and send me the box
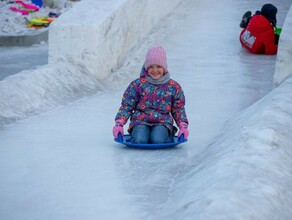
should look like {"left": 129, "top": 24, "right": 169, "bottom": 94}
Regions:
{"left": 115, "top": 80, "right": 140, "bottom": 123}
{"left": 171, "top": 83, "right": 189, "bottom": 126}
{"left": 264, "top": 29, "right": 278, "bottom": 55}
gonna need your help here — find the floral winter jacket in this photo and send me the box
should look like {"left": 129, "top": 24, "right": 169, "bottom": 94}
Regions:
{"left": 115, "top": 68, "right": 188, "bottom": 133}
{"left": 240, "top": 14, "right": 277, "bottom": 55}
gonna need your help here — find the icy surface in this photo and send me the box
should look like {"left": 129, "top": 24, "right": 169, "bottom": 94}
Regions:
{"left": 0, "top": 43, "right": 48, "bottom": 80}
{"left": 0, "top": 0, "right": 292, "bottom": 219}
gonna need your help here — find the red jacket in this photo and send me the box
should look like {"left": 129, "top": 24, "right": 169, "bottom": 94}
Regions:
{"left": 240, "top": 14, "right": 277, "bottom": 55}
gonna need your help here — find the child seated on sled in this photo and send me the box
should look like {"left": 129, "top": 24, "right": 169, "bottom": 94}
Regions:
{"left": 113, "top": 46, "right": 189, "bottom": 144}
{"left": 239, "top": 3, "right": 279, "bottom": 55}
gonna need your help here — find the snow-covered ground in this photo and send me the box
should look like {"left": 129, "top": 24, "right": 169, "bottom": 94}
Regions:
{"left": 0, "top": 0, "right": 79, "bottom": 36}
{"left": 1, "top": 0, "right": 292, "bottom": 219}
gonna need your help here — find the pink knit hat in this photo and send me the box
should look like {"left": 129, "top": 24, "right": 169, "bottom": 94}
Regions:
{"left": 144, "top": 46, "right": 168, "bottom": 73}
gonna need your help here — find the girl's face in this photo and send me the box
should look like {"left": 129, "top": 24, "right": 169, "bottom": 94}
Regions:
{"left": 147, "top": 65, "right": 164, "bottom": 80}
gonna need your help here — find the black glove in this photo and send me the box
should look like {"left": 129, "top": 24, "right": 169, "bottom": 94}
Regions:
{"left": 240, "top": 11, "right": 252, "bottom": 28}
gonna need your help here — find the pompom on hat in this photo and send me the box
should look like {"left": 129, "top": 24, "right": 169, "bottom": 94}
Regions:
{"left": 144, "top": 46, "right": 168, "bottom": 73}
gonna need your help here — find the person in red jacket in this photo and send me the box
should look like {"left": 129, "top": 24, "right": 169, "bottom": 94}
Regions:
{"left": 239, "top": 4, "right": 279, "bottom": 55}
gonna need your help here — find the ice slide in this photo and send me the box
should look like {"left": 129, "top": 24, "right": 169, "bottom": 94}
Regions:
{"left": 0, "top": 0, "right": 291, "bottom": 219}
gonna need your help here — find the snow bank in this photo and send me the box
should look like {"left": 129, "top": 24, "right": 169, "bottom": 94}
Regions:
{"left": 274, "top": 5, "right": 292, "bottom": 87}
{"left": 0, "top": 63, "right": 103, "bottom": 128}
{"left": 161, "top": 78, "right": 292, "bottom": 220}
{"left": 48, "top": 0, "right": 182, "bottom": 80}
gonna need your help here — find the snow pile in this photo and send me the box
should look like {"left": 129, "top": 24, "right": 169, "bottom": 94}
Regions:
{"left": 0, "top": 62, "right": 104, "bottom": 127}
{"left": 0, "top": 0, "right": 79, "bottom": 36}
{"left": 274, "top": 6, "right": 292, "bottom": 87}
{"left": 161, "top": 78, "right": 292, "bottom": 220}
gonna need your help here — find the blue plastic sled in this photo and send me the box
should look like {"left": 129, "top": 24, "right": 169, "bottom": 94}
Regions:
{"left": 32, "top": 0, "right": 43, "bottom": 7}
{"left": 114, "top": 133, "right": 187, "bottom": 149}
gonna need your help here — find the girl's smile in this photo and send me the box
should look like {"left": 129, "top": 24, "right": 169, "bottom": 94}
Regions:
{"left": 147, "top": 65, "right": 165, "bottom": 80}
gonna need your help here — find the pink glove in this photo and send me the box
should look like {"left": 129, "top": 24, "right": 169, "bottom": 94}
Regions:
{"left": 113, "top": 119, "right": 125, "bottom": 138}
{"left": 178, "top": 122, "right": 189, "bottom": 139}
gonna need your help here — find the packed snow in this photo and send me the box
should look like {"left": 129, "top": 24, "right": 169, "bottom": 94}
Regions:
{"left": 0, "top": 0, "right": 80, "bottom": 36}
{"left": 0, "top": 0, "right": 292, "bottom": 219}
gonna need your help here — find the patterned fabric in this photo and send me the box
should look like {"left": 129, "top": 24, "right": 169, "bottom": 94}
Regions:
{"left": 115, "top": 68, "right": 188, "bottom": 133}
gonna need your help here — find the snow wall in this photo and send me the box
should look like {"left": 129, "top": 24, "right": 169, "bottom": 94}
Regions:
{"left": 48, "top": 0, "right": 182, "bottom": 81}
{"left": 274, "top": 5, "right": 292, "bottom": 87}
{"left": 0, "top": 63, "right": 103, "bottom": 128}
{"left": 1, "top": 0, "right": 292, "bottom": 130}
{"left": 0, "top": 0, "right": 182, "bottom": 128}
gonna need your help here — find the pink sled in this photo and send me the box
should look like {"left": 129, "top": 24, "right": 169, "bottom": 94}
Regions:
{"left": 15, "top": 0, "right": 39, "bottom": 11}
{"left": 9, "top": 6, "right": 29, "bottom": 15}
